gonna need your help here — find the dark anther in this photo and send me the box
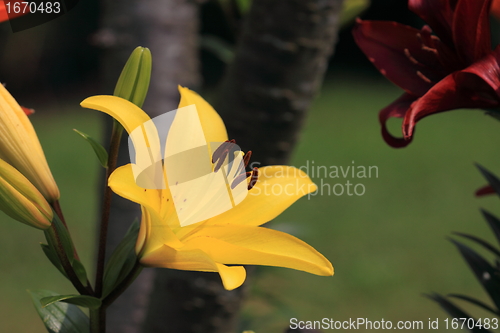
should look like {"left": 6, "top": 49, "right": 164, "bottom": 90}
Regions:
{"left": 231, "top": 171, "right": 251, "bottom": 190}
{"left": 248, "top": 167, "right": 259, "bottom": 190}
{"left": 212, "top": 140, "right": 258, "bottom": 190}
{"left": 212, "top": 139, "right": 236, "bottom": 172}
{"left": 243, "top": 150, "right": 252, "bottom": 167}
{"left": 234, "top": 150, "right": 252, "bottom": 176}
{"left": 212, "top": 139, "right": 235, "bottom": 163}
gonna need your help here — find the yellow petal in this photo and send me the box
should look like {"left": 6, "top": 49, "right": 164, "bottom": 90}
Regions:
{"left": 0, "top": 84, "right": 59, "bottom": 201}
{"left": 108, "top": 164, "right": 179, "bottom": 228}
{"left": 80, "top": 95, "right": 151, "bottom": 134}
{"left": 0, "top": 158, "right": 52, "bottom": 229}
{"left": 139, "top": 205, "right": 184, "bottom": 255}
{"left": 140, "top": 244, "right": 246, "bottom": 290}
{"left": 108, "top": 164, "right": 183, "bottom": 252}
{"left": 183, "top": 225, "right": 333, "bottom": 276}
{"left": 82, "top": 95, "right": 166, "bottom": 191}
{"left": 177, "top": 86, "right": 228, "bottom": 143}
{"left": 163, "top": 99, "right": 248, "bottom": 227}
{"left": 206, "top": 166, "right": 317, "bottom": 227}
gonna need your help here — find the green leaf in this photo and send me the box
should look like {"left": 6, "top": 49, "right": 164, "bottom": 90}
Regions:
{"left": 448, "top": 294, "right": 499, "bottom": 316}
{"left": 485, "top": 109, "right": 500, "bottom": 122}
{"left": 481, "top": 209, "right": 500, "bottom": 248}
{"left": 40, "top": 243, "right": 68, "bottom": 279}
{"left": 453, "top": 232, "right": 500, "bottom": 257}
{"left": 103, "top": 220, "right": 140, "bottom": 297}
{"left": 73, "top": 129, "right": 108, "bottom": 168}
{"left": 476, "top": 164, "right": 500, "bottom": 197}
{"left": 45, "top": 215, "right": 89, "bottom": 286}
{"left": 40, "top": 294, "right": 102, "bottom": 310}
{"left": 29, "top": 290, "right": 90, "bottom": 333}
{"left": 451, "top": 239, "right": 500, "bottom": 310}
{"left": 72, "top": 259, "right": 89, "bottom": 287}
{"left": 340, "top": 0, "right": 370, "bottom": 27}
{"left": 51, "top": 215, "right": 75, "bottom": 262}
{"left": 427, "top": 293, "right": 492, "bottom": 333}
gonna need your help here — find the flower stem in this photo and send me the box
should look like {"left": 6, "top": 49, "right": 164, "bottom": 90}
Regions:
{"left": 51, "top": 200, "right": 81, "bottom": 262}
{"left": 45, "top": 224, "right": 92, "bottom": 295}
{"left": 52, "top": 200, "right": 68, "bottom": 228}
{"left": 102, "top": 261, "right": 143, "bottom": 308}
{"left": 89, "top": 307, "right": 106, "bottom": 333}
{"left": 95, "top": 120, "right": 124, "bottom": 298}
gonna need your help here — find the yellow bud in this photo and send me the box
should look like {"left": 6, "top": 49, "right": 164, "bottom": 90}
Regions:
{"left": 0, "top": 158, "right": 52, "bottom": 229}
{"left": 0, "top": 84, "right": 59, "bottom": 202}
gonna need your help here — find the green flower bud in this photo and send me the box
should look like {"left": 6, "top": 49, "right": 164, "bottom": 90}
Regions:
{"left": 0, "top": 158, "right": 52, "bottom": 229}
{"left": 114, "top": 46, "right": 152, "bottom": 108}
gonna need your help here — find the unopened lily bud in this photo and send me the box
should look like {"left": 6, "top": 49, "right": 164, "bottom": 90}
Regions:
{"left": 0, "top": 158, "right": 52, "bottom": 229}
{"left": 114, "top": 47, "right": 152, "bottom": 107}
{"left": 0, "top": 84, "right": 59, "bottom": 202}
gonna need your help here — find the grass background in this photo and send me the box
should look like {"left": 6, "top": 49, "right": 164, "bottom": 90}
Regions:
{"left": 1, "top": 73, "right": 500, "bottom": 332}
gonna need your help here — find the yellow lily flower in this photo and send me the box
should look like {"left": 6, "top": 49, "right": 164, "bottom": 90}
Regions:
{"left": 0, "top": 158, "right": 52, "bottom": 229}
{"left": 81, "top": 87, "right": 333, "bottom": 290}
{"left": 0, "top": 84, "right": 59, "bottom": 202}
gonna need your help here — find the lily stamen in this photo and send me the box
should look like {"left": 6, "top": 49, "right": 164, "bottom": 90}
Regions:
{"left": 243, "top": 150, "right": 252, "bottom": 167}
{"left": 212, "top": 139, "right": 235, "bottom": 163}
{"left": 421, "top": 45, "right": 438, "bottom": 56}
{"left": 404, "top": 48, "right": 421, "bottom": 66}
{"left": 230, "top": 171, "right": 252, "bottom": 190}
{"left": 416, "top": 70, "right": 433, "bottom": 84}
{"left": 212, "top": 139, "right": 236, "bottom": 172}
{"left": 248, "top": 167, "right": 259, "bottom": 190}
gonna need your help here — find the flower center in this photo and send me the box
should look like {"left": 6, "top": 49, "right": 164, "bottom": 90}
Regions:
{"left": 212, "top": 139, "right": 258, "bottom": 190}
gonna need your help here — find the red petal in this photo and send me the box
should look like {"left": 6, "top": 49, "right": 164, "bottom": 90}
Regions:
{"left": 452, "top": 0, "right": 492, "bottom": 63}
{"left": 461, "top": 46, "right": 500, "bottom": 96}
{"left": 21, "top": 106, "right": 35, "bottom": 116}
{"left": 491, "top": 0, "right": 500, "bottom": 18}
{"left": 353, "top": 19, "right": 442, "bottom": 96}
{"left": 409, "top": 0, "right": 457, "bottom": 47}
{"left": 476, "top": 185, "right": 495, "bottom": 197}
{"left": 379, "top": 93, "right": 416, "bottom": 148}
{"left": 0, "top": 2, "right": 8, "bottom": 22}
{"left": 402, "top": 49, "right": 500, "bottom": 139}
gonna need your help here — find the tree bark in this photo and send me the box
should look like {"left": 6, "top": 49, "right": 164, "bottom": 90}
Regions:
{"left": 97, "top": 0, "right": 199, "bottom": 332}
{"left": 215, "top": 0, "right": 344, "bottom": 166}
{"left": 144, "top": 1, "right": 345, "bottom": 333}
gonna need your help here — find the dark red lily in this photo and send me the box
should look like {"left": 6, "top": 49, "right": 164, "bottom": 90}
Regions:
{"left": 353, "top": 0, "right": 499, "bottom": 148}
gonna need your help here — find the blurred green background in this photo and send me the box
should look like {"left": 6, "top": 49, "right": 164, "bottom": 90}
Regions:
{"left": 1, "top": 0, "right": 500, "bottom": 332}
